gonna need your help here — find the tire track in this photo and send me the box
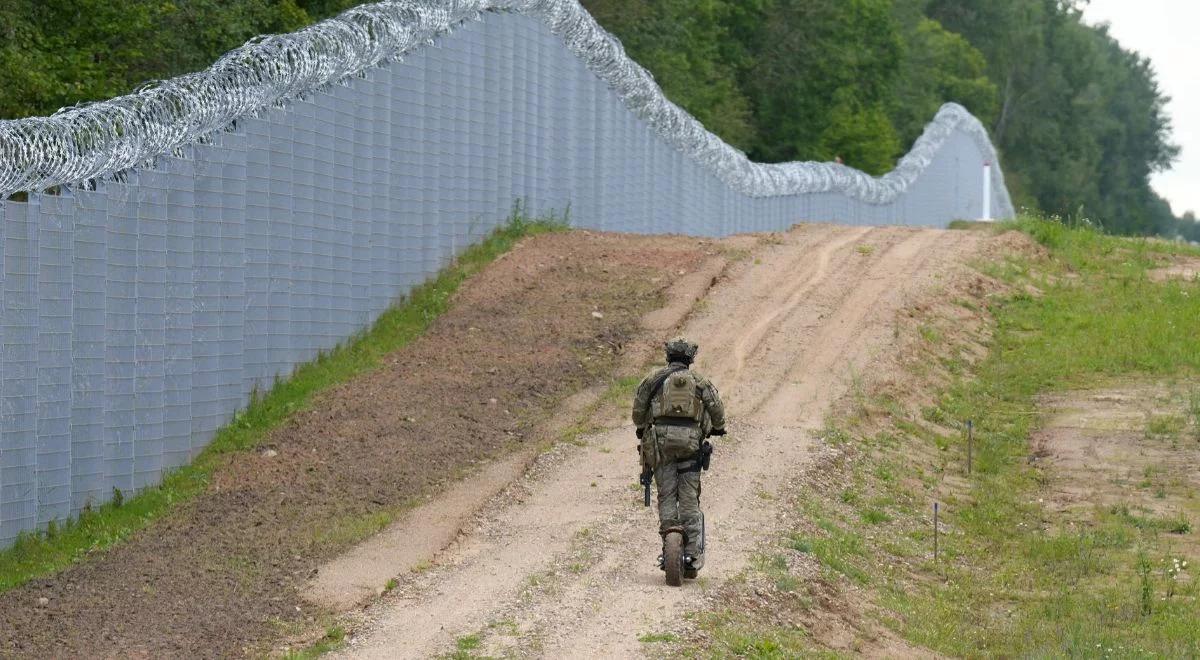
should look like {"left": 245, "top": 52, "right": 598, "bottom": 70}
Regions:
{"left": 335, "top": 225, "right": 983, "bottom": 659}
{"left": 730, "top": 226, "right": 872, "bottom": 383}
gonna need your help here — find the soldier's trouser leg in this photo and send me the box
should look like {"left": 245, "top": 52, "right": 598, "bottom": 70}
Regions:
{"left": 655, "top": 460, "right": 704, "bottom": 563}
{"left": 654, "top": 462, "right": 681, "bottom": 534}
{"left": 677, "top": 466, "right": 703, "bottom": 562}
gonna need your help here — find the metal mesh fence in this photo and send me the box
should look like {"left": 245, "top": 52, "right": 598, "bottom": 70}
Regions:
{"left": 0, "top": 7, "right": 1014, "bottom": 545}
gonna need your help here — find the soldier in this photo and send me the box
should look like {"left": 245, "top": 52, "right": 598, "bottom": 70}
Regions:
{"left": 632, "top": 337, "right": 726, "bottom": 578}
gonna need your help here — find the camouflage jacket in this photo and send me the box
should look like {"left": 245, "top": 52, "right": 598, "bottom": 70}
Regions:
{"left": 632, "top": 361, "right": 726, "bottom": 435}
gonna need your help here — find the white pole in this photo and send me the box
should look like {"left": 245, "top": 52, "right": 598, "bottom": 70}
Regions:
{"left": 981, "top": 161, "right": 992, "bottom": 221}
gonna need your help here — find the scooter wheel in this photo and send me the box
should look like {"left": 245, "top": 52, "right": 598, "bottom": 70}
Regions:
{"left": 663, "top": 531, "right": 684, "bottom": 587}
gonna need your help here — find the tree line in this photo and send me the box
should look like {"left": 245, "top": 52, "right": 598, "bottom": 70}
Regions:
{"left": 1, "top": 0, "right": 1194, "bottom": 238}
{"left": 583, "top": 0, "right": 1192, "bottom": 238}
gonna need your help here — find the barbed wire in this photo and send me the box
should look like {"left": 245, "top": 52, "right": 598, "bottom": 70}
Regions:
{"left": 0, "top": 0, "right": 1013, "bottom": 217}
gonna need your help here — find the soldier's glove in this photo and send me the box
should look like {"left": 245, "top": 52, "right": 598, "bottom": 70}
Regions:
{"left": 636, "top": 427, "right": 645, "bottom": 440}
{"left": 709, "top": 428, "right": 726, "bottom": 437}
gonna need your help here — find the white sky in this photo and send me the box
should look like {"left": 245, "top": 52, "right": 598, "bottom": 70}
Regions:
{"left": 1083, "top": 0, "right": 1199, "bottom": 217}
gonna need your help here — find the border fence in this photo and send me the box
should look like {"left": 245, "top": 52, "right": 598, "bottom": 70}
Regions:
{"left": 0, "top": 1, "right": 1014, "bottom": 546}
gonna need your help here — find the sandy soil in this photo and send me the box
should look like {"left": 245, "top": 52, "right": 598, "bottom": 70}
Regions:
{"left": 332, "top": 224, "right": 987, "bottom": 658}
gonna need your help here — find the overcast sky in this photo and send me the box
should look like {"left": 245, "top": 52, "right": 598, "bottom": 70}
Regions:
{"left": 1083, "top": 0, "right": 1198, "bottom": 217}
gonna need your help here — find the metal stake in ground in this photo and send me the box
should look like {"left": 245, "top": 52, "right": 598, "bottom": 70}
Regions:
{"left": 967, "top": 419, "right": 974, "bottom": 475}
{"left": 933, "top": 501, "right": 940, "bottom": 562}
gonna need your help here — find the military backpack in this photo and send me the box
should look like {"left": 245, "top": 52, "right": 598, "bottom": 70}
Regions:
{"left": 642, "top": 369, "right": 706, "bottom": 468}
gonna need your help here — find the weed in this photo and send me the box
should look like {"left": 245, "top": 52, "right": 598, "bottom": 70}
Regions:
{"left": 637, "top": 632, "right": 678, "bottom": 643}
{"left": 860, "top": 509, "right": 892, "bottom": 525}
{"left": 456, "top": 634, "right": 482, "bottom": 651}
{"left": 822, "top": 425, "right": 853, "bottom": 446}
{"left": 441, "top": 632, "right": 489, "bottom": 660}
{"left": 918, "top": 325, "right": 942, "bottom": 344}
{"left": 720, "top": 246, "right": 753, "bottom": 263}
{"left": 856, "top": 244, "right": 875, "bottom": 256}
{"left": 692, "top": 610, "right": 809, "bottom": 657}
{"left": 803, "top": 518, "right": 870, "bottom": 585}
{"left": 1146, "top": 414, "right": 1185, "bottom": 438}
{"left": 1138, "top": 554, "right": 1154, "bottom": 616}
{"left": 1165, "top": 516, "right": 1191, "bottom": 535}
{"left": 488, "top": 619, "right": 519, "bottom": 636}
{"left": 786, "top": 534, "right": 812, "bottom": 554}
{"left": 284, "top": 626, "right": 346, "bottom": 659}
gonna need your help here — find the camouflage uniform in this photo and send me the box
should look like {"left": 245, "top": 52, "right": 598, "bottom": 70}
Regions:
{"left": 632, "top": 341, "right": 726, "bottom": 569}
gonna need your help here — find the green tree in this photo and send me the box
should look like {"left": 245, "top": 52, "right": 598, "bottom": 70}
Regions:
{"left": 889, "top": 2, "right": 998, "bottom": 149}
{"left": 739, "top": 0, "right": 903, "bottom": 173}
{"left": 581, "top": 0, "right": 756, "bottom": 150}
{"left": 0, "top": 0, "right": 312, "bottom": 120}
{"left": 927, "top": 0, "right": 1178, "bottom": 235}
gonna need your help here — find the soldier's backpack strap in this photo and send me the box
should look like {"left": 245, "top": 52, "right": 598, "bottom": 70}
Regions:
{"left": 649, "top": 365, "right": 688, "bottom": 400}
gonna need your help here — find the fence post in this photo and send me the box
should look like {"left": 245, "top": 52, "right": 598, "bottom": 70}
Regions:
{"left": 981, "top": 161, "right": 992, "bottom": 221}
{"left": 934, "top": 501, "right": 940, "bottom": 562}
{"left": 967, "top": 419, "right": 974, "bottom": 475}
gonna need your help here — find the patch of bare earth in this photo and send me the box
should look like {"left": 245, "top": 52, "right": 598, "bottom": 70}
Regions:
{"left": 1034, "top": 385, "right": 1200, "bottom": 560}
{"left": 1149, "top": 256, "right": 1200, "bottom": 282}
{"left": 0, "top": 230, "right": 717, "bottom": 658}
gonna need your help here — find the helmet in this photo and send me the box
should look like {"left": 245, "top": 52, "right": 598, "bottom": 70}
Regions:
{"left": 664, "top": 337, "right": 699, "bottom": 363}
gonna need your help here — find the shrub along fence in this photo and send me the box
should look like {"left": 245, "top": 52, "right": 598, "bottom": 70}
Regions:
{"left": 0, "top": 1, "right": 1014, "bottom": 546}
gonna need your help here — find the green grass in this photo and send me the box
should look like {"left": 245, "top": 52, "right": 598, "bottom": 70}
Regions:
{"left": 1147, "top": 414, "right": 1186, "bottom": 437}
{"left": 455, "top": 634, "right": 482, "bottom": 651}
{"left": 691, "top": 610, "right": 812, "bottom": 659}
{"left": 284, "top": 626, "right": 346, "bottom": 659}
{"left": 0, "top": 208, "right": 566, "bottom": 593}
{"left": 880, "top": 215, "right": 1200, "bottom": 655}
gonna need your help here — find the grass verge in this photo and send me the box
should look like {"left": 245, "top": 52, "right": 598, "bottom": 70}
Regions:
{"left": 685, "top": 215, "right": 1200, "bottom": 656}
{"left": 883, "top": 216, "right": 1200, "bottom": 656}
{"left": 0, "top": 208, "right": 566, "bottom": 593}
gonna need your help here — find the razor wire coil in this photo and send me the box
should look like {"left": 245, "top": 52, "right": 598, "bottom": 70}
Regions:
{"left": 0, "top": 0, "right": 1014, "bottom": 217}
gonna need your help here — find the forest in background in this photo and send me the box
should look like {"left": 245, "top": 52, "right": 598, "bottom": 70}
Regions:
{"left": 1, "top": 0, "right": 1195, "bottom": 238}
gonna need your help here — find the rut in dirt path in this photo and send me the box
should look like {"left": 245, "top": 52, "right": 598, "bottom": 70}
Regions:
{"left": 335, "top": 224, "right": 983, "bottom": 659}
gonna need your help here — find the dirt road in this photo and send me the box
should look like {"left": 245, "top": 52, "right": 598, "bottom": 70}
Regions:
{"left": 331, "top": 224, "right": 984, "bottom": 658}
